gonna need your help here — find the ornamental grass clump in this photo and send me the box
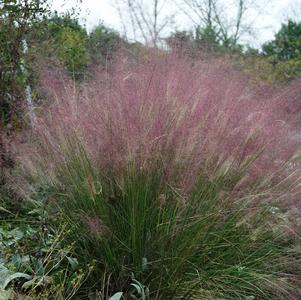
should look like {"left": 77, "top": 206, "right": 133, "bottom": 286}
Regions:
{"left": 21, "top": 52, "right": 301, "bottom": 299}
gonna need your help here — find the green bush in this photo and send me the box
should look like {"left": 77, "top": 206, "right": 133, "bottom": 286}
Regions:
{"left": 248, "top": 20, "right": 301, "bottom": 84}
{"left": 88, "top": 24, "right": 120, "bottom": 63}
{"left": 42, "top": 13, "right": 90, "bottom": 78}
{"left": 237, "top": 55, "right": 301, "bottom": 85}
{"left": 262, "top": 20, "right": 301, "bottom": 61}
{"left": 56, "top": 28, "right": 89, "bottom": 78}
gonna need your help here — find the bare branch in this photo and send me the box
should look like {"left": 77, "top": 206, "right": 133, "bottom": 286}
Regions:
{"left": 179, "top": 0, "right": 269, "bottom": 46}
{"left": 112, "top": 0, "right": 174, "bottom": 47}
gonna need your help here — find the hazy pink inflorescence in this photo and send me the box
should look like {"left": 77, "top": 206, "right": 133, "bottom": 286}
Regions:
{"left": 34, "top": 52, "right": 301, "bottom": 198}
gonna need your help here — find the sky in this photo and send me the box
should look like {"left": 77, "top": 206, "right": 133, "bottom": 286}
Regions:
{"left": 52, "top": 0, "right": 301, "bottom": 48}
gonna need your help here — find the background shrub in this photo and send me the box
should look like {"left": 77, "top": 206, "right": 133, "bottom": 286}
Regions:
{"left": 46, "top": 13, "right": 89, "bottom": 78}
{"left": 88, "top": 24, "right": 121, "bottom": 64}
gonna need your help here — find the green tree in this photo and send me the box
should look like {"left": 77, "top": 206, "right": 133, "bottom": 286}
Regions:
{"left": 56, "top": 28, "right": 89, "bottom": 77}
{"left": 261, "top": 20, "right": 301, "bottom": 81}
{"left": 88, "top": 24, "right": 120, "bottom": 63}
{"left": 0, "top": 0, "right": 49, "bottom": 126}
{"left": 46, "top": 12, "right": 89, "bottom": 78}
{"left": 262, "top": 20, "right": 301, "bottom": 61}
{"left": 166, "top": 27, "right": 243, "bottom": 55}
{"left": 48, "top": 12, "right": 86, "bottom": 38}
{"left": 195, "top": 25, "right": 220, "bottom": 52}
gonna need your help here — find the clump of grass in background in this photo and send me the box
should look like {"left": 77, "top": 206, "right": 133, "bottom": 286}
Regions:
{"left": 20, "top": 52, "right": 301, "bottom": 299}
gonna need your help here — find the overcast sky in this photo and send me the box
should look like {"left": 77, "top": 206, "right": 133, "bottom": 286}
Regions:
{"left": 52, "top": 0, "right": 301, "bottom": 47}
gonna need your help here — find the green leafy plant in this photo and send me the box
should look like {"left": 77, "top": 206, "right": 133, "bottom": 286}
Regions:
{"left": 0, "top": 196, "right": 89, "bottom": 299}
{"left": 109, "top": 275, "right": 149, "bottom": 300}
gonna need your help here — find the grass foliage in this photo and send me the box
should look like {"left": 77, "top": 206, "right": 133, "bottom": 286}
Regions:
{"left": 47, "top": 138, "right": 300, "bottom": 299}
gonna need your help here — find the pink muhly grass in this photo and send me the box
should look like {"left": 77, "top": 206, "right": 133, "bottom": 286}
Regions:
{"left": 15, "top": 52, "right": 301, "bottom": 299}
{"left": 30, "top": 52, "right": 301, "bottom": 203}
